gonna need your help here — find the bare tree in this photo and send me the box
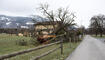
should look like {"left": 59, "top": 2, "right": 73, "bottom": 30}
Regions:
{"left": 31, "top": 3, "right": 77, "bottom": 43}
{"left": 38, "top": 4, "right": 76, "bottom": 35}
{"left": 90, "top": 14, "right": 105, "bottom": 37}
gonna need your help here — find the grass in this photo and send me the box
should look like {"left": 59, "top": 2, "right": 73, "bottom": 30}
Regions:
{"left": 92, "top": 35, "right": 105, "bottom": 38}
{"left": 0, "top": 33, "right": 33, "bottom": 55}
{"left": 9, "top": 42, "right": 80, "bottom": 60}
{"left": 0, "top": 34, "right": 80, "bottom": 60}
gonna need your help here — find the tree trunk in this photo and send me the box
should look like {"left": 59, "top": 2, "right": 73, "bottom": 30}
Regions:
{"left": 96, "top": 32, "right": 98, "bottom": 36}
{"left": 100, "top": 32, "right": 103, "bottom": 37}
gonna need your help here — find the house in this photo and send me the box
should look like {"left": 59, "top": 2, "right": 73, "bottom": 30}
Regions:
{"left": 34, "top": 21, "right": 59, "bottom": 43}
{"left": 34, "top": 21, "right": 59, "bottom": 35}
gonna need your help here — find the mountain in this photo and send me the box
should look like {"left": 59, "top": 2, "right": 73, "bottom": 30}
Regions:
{"left": 0, "top": 15, "right": 47, "bottom": 29}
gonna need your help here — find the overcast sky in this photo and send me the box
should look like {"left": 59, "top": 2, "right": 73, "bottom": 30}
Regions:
{"left": 0, "top": 0, "right": 105, "bottom": 28}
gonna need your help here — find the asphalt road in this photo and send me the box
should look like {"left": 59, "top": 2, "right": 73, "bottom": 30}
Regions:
{"left": 66, "top": 35, "right": 105, "bottom": 60}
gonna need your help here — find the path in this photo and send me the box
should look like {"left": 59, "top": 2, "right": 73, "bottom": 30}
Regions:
{"left": 66, "top": 35, "right": 105, "bottom": 60}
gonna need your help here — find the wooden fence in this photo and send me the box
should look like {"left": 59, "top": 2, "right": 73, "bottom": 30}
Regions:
{"left": 0, "top": 35, "right": 64, "bottom": 60}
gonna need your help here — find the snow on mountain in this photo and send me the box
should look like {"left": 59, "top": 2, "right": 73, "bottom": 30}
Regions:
{"left": 0, "top": 15, "right": 47, "bottom": 28}
{"left": 21, "top": 26, "right": 29, "bottom": 29}
{"left": 6, "top": 22, "right": 11, "bottom": 25}
{"left": 26, "top": 22, "right": 34, "bottom": 25}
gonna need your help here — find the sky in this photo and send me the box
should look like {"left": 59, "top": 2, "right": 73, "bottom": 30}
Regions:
{"left": 0, "top": 0, "right": 105, "bottom": 28}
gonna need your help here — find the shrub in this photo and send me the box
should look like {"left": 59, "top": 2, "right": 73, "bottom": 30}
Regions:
{"left": 29, "top": 38, "right": 40, "bottom": 46}
{"left": 16, "top": 39, "right": 28, "bottom": 46}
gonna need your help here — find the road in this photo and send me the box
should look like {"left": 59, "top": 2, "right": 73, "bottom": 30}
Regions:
{"left": 66, "top": 35, "right": 105, "bottom": 60}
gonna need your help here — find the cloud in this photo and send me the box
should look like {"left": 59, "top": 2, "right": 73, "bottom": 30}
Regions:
{"left": 0, "top": 0, "right": 105, "bottom": 28}
{"left": 0, "top": 0, "right": 35, "bottom": 16}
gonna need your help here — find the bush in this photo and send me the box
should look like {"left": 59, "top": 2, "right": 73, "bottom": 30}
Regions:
{"left": 16, "top": 39, "right": 28, "bottom": 46}
{"left": 29, "top": 38, "right": 40, "bottom": 46}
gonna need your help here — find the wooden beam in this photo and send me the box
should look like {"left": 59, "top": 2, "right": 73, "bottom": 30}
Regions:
{"left": 31, "top": 47, "right": 60, "bottom": 60}
{"left": 0, "top": 41, "right": 60, "bottom": 60}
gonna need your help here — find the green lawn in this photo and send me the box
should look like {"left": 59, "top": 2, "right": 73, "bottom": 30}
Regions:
{"left": 0, "top": 34, "right": 33, "bottom": 55}
{"left": 0, "top": 34, "right": 80, "bottom": 60}
{"left": 92, "top": 35, "right": 105, "bottom": 38}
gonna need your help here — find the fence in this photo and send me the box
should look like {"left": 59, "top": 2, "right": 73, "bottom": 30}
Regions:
{"left": 0, "top": 34, "right": 64, "bottom": 60}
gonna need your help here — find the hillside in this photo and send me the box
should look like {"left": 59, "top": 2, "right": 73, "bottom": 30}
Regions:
{"left": 0, "top": 15, "right": 46, "bottom": 29}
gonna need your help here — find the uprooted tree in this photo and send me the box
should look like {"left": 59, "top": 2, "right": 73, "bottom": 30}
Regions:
{"left": 33, "top": 3, "right": 78, "bottom": 42}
